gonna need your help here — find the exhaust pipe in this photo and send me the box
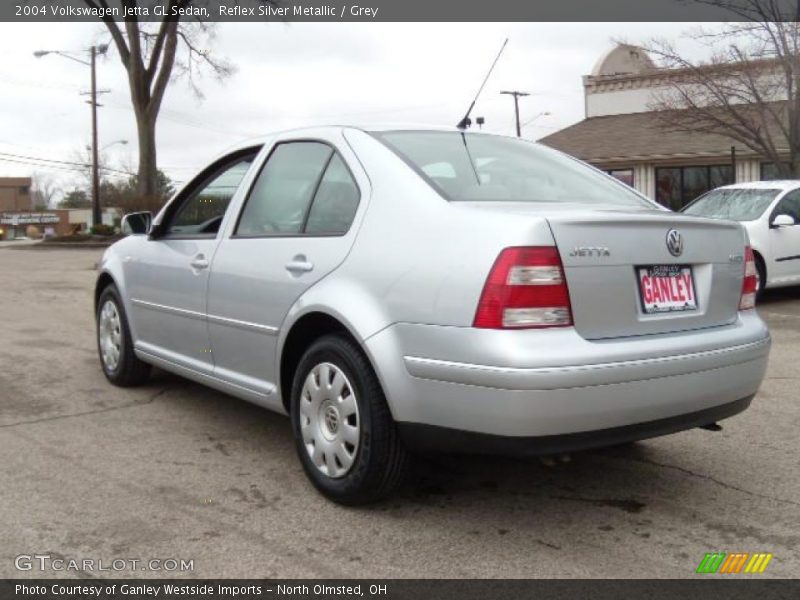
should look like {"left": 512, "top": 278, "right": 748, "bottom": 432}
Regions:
{"left": 699, "top": 422, "right": 723, "bottom": 432}
{"left": 540, "top": 454, "right": 572, "bottom": 467}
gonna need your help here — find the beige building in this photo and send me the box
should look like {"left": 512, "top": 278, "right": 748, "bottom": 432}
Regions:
{"left": 540, "top": 45, "right": 788, "bottom": 210}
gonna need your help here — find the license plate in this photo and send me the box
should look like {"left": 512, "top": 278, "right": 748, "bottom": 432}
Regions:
{"left": 637, "top": 265, "right": 697, "bottom": 314}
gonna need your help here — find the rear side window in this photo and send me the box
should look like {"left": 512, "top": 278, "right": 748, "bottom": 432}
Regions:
{"left": 374, "top": 131, "right": 651, "bottom": 207}
{"left": 236, "top": 142, "right": 332, "bottom": 235}
{"left": 236, "top": 142, "right": 360, "bottom": 237}
{"left": 305, "top": 154, "right": 360, "bottom": 235}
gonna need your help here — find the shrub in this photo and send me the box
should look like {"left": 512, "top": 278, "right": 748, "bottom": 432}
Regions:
{"left": 90, "top": 223, "right": 116, "bottom": 236}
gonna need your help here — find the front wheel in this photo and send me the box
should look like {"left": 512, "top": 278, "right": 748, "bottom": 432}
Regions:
{"left": 96, "top": 284, "right": 151, "bottom": 386}
{"left": 290, "top": 334, "right": 409, "bottom": 505}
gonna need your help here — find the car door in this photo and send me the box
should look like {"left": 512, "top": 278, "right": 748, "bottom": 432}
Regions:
{"left": 768, "top": 189, "right": 800, "bottom": 283}
{"left": 124, "top": 148, "right": 260, "bottom": 373}
{"left": 206, "top": 137, "right": 365, "bottom": 404}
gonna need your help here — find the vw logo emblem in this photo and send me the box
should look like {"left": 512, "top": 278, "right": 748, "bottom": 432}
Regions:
{"left": 324, "top": 405, "right": 339, "bottom": 434}
{"left": 666, "top": 229, "right": 683, "bottom": 257}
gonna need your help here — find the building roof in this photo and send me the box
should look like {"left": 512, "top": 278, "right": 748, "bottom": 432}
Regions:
{"left": 538, "top": 111, "right": 771, "bottom": 164}
{"left": 0, "top": 177, "right": 32, "bottom": 186}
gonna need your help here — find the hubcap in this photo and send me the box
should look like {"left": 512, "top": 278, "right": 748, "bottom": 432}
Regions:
{"left": 98, "top": 299, "right": 122, "bottom": 372}
{"left": 299, "top": 362, "right": 360, "bottom": 478}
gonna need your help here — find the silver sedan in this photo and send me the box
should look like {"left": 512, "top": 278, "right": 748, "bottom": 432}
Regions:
{"left": 95, "top": 126, "right": 771, "bottom": 503}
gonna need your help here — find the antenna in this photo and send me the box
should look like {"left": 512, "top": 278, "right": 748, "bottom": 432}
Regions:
{"left": 456, "top": 38, "right": 509, "bottom": 130}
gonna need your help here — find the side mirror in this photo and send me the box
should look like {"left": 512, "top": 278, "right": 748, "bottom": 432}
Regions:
{"left": 771, "top": 213, "right": 795, "bottom": 228}
{"left": 120, "top": 211, "right": 153, "bottom": 235}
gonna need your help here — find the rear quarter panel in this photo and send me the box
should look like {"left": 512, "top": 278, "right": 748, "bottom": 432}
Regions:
{"left": 328, "top": 129, "right": 557, "bottom": 335}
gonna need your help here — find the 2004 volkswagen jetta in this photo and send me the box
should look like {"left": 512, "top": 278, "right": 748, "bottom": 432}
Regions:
{"left": 95, "top": 126, "right": 771, "bottom": 504}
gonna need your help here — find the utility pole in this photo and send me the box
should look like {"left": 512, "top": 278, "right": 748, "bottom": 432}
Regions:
{"left": 90, "top": 46, "right": 100, "bottom": 228}
{"left": 500, "top": 90, "right": 530, "bottom": 137}
{"left": 34, "top": 45, "right": 109, "bottom": 228}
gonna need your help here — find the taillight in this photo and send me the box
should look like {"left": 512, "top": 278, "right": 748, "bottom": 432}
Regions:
{"left": 739, "top": 245, "right": 757, "bottom": 310}
{"left": 473, "top": 246, "right": 573, "bottom": 329}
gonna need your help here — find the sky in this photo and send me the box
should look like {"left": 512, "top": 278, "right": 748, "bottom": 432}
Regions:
{"left": 0, "top": 21, "right": 707, "bottom": 202}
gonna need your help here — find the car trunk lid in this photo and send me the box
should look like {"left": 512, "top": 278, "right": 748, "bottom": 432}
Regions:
{"left": 546, "top": 210, "right": 746, "bottom": 339}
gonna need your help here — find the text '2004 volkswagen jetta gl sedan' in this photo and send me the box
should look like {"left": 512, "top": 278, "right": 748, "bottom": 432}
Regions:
{"left": 95, "top": 127, "right": 771, "bottom": 504}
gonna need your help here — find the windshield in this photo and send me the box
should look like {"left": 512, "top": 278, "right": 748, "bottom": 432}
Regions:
{"left": 682, "top": 188, "right": 779, "bottom": 221}
{"left": 373, "top": 131, "right": 652, "bottom": 207}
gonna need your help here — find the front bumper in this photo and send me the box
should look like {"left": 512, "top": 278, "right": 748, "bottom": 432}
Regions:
{"left": 364, "top": 311, "right": 770, "bottom": 443}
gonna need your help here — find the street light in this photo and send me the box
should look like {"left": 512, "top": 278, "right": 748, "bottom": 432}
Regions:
{"left": 35, "top": 44, "right": 109, "bottom": 227}
{"left": 520, "top": 111, "right": 552, "bottom": 130}
{"left": 86, "top": 140, "right": 128, "bottom": 152}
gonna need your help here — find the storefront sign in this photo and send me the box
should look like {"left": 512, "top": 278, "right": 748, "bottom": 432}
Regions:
{"left": 0, "top": 212, "right": 61, "bottom": 225}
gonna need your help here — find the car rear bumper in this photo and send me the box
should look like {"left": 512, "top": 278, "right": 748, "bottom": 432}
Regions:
{"left": 364, "top": 311, "right": 770, "bottom": 441}
{"left": 401, "top": 337, "right": 769, "bottom": 390}
{"left": 398, "top": 395, "right": 753, "bottom": 456}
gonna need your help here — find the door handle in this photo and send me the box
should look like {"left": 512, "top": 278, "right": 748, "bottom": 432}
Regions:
{"left": 190, "top": 255, "right": 209, "bottom": 270}
{"left": 285, "top": 256, "right": 314, "bottom": 274}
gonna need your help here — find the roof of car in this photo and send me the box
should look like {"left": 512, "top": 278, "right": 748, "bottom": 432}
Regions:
{"left": 227, "top": 123, "right": 506, "bottom": 151}
{"left": 716, "top": 180, "right": 800, "bottom": 192}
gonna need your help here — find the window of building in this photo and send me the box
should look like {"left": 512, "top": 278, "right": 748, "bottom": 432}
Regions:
{"left": 655, "top": 165, "right": 733, "bottom": 211}
{"left": 606, "top": 169, "right": 634, "bottom": 187}
{"left": 760, "top": 162, "right": 792, "bottom": 180}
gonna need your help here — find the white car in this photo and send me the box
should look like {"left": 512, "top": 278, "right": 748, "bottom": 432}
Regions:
{"left": 683, "top": 180, "right": 800, "bottom": 294}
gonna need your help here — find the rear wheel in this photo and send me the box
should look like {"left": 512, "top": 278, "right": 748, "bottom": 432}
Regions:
{"left": 290, "top": 334, "right": 409, "bottom": 504}
{"left": 96, "top": 284, "right": 151, "bottom": 386}
{"left": 754, "top": 254, "right": 767, "bottom": 300}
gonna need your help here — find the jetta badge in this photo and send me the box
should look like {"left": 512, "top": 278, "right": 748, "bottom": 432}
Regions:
{"left": 666, "top": 229, "right": 683, "bottom": 257}
{"left": 568, "top": 246, "right": 610, "bottom": 257}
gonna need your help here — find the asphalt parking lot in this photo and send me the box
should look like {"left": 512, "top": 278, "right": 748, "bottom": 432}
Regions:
{"left": 1, "top": 246, "right": 798, "bottom": 579}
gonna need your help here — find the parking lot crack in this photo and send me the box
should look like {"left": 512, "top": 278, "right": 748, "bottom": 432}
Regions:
{"left": 0, "top": 386, "right": 178, "bottom": 430}
{"left": 620, "top": 456, "right": 800, "bottom": 507}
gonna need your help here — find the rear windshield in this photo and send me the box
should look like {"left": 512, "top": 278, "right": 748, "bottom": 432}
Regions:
{"left": 373, "top": 131, "right": 651, "bottom": 207}
{"left": 682, "top": 188, "right": 779, "bottom": 221}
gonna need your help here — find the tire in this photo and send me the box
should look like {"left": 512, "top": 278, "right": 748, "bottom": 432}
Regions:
{"left": 96, "top": 284, "right": 151, "bottom": 387}
{"left": 290, "top": 334, "right": 409, "bottom": 505}
{"left": 754, "top": 254, "right": 767, "bottom": 300}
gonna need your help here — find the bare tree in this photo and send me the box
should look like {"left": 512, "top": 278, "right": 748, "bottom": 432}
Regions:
{"left": 643, "top": 1, "right": 800, "bottom": 176}
{"left": 82, "top": 0, "right": 235, "bottom": 202}
{"left": 30, "top": 172, "right": 60, "bottom": 210}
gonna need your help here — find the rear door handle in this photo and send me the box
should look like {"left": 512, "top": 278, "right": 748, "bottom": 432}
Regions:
{"left": 285, "top": 257, "right": 314, "bottom": 274}
{"left": 190, "top": 255, "right": 209, "bottom": 270}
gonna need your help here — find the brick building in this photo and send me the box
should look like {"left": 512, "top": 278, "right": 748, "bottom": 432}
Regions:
{"left": 0, "top": 177, "right": 32, "bottom": 212}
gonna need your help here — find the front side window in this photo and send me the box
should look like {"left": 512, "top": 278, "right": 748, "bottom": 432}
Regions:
{"left": 374, "top": 131, "right": 651, "bottom": 207}
{"left": 682, "top": 188, "right": 779, "bottom": 221}
{"left": 167, "top": 153, "right": 256, "bottom": 236}
{"left": 773, "top": 189, "right": 800, "bottom": 223}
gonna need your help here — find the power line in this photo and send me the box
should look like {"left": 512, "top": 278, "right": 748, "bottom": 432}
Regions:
{"left": 0, "top": 156, "right": 126, "bottom": 181}
{"left": 0, "top": 151, "right": 133, "bottom": 176}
